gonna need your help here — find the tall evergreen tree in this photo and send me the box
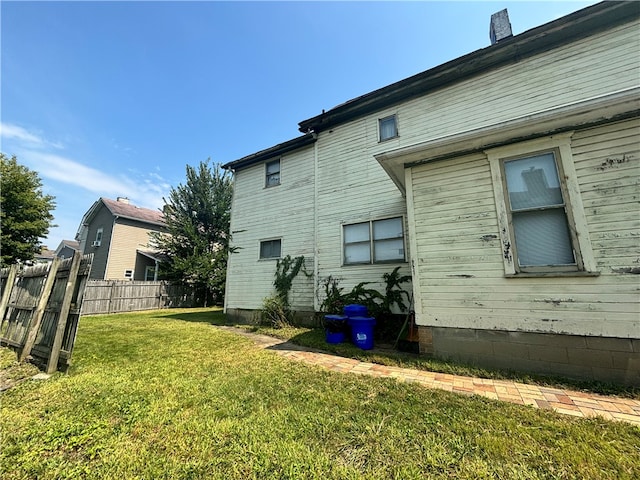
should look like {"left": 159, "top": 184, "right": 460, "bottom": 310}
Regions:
{"left": 1, "top": 153, "right": 56, "bottom": 267}
{"left": 151, "top": 160, "right": 233, "bottom": 305}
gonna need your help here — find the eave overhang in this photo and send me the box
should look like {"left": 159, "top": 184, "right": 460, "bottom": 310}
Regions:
{"left": 298, "top": 2, "right": 639, "bottom": 135}
{"left": 222, "top": 133, "right": 317, "bottom": 172}
{"left": 375, "top": 87, "right": 640, "bottom": 194}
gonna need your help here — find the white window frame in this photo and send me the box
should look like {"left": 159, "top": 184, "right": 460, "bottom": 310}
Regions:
{"left": 343, "top": 216, "right": 406, "bottom": 266}
{"left": 486, "top": 133, "right": 596, "bottom": 276}
{"left": 265, "top": 159, "right": 281, "bottom": 188}
{"left": 379, "top": 114, "right": 398, "bottom": 142}
{"left": 259, "top": 238, "right": 282, "bottom": 260}
{"left": 124, "top": 269, "right": 133, "bottom": 279}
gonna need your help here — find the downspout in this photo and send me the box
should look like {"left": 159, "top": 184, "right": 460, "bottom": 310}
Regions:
{"left": 313, "top": 134, "right": 320, "bottom": 312}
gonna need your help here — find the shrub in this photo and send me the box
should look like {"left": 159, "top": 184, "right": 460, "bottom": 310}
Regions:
{"left": 259, "top": 295, "right": 292, "bottom": 329}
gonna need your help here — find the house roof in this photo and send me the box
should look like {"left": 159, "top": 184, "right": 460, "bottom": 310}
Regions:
{"left": 57, "top": 239, "right": 80, "bottom": 251}
{"left": 80, "top": 197, "right": 165, "bottom": 229}
{"left": 221, "top": 133, "right": 316, "bottom": 171}
{"left": 297, "top": 1, "right": 638, "bottom": 134}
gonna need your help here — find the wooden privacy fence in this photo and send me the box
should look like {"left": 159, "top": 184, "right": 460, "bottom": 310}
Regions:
{"left": 0, "top": 253, "right": 93, "bottom": 373}
{"left": 80, "top": 280, "right": 196, "bottom": 315}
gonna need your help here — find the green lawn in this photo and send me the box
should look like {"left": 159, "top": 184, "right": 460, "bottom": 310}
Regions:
{"left": 1, "top": 308, "right": 639, "bottom": 479}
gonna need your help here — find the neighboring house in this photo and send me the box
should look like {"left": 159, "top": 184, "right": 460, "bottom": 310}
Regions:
{"left": 76, "top": 197, "right": 166, "bottom": 281}
{"left": 223, "top": 2, "right": 639, "bottom": 385}
{"left": 33, "top": 247, "right": 56, "bottom": 264}
{"left": 55, "top": 239, "right": 80, "bottom": 259}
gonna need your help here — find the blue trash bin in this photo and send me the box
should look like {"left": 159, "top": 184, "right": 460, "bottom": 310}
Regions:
{"left": 343, "top": 304, "right": 368, "bottom": 318}
{"left": 347, "top": 316, "right": 376, "bottom": 350}
{"left": 324, "top": 314, "right": 347, "bottom": 344}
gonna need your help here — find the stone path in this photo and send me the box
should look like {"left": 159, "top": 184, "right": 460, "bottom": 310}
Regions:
{"left": 216, "top": 326, "right": 640, "bottom": 426}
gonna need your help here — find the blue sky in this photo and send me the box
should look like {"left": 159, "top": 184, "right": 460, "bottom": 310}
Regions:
{"left": 1, "top": 0, "right": 597, "bottom": 250}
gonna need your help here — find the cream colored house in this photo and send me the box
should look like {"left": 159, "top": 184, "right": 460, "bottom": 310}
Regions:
{"left": 223, "top": 2, "right": 639, "bottom": 384}
{"left": 76, "top": 197, "right": 166, "bottom": 281}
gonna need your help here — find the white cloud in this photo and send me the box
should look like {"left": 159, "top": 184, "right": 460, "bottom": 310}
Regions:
{"left": 0, "top": 122, "right": 44, "bottom": 144}
{"left": 20, "top": 150, "right": 168, "bottom": 211}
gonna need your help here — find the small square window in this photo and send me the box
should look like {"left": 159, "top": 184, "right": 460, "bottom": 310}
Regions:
{"left": 124, "top": 269, "right": 133, "bottom": 279}
{"left": 260, "top": 239, "right": 281, "bottom": 259}
{"left": 265, "top": 159, "right": 280, "bottom": 187}
{"left": 379, "top": 115, "right": 398, "bottom": 142}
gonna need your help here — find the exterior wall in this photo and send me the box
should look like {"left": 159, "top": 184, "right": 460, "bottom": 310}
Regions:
{"left": 407, "top": 118, "right": 639, "bottom": 384}
{"left": 105, "top": 218, "right": 161, "bottom": 281}
{"left": 314, "top": 118, "right": 411, "bottom": 304}
{"left": 385, "top": 21, "right": 638, "bottom": 151}
{"left": 408, "top": 119, "right": 639, "bottom": 337}
{"left": 226, "top": 146, "right": 316, "bottom": 312}
{"left": 83, "top": 205, "right": 114, "bottom": 280}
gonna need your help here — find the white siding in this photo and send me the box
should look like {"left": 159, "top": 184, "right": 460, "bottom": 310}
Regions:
{"left": 394, "top": 22, "right": 638, "bottom": 149}
{"left": 408, "top": 118, "right": 640, "bottom": 338}
{"left": 315, "top": 119, "right": 411, "bottom": 305}
{"left": 226, "top": 146, "right": 315, "bottom": 311}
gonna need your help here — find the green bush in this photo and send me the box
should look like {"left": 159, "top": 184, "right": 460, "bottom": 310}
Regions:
{"left": 260, "top": 295, "right": 292, "bottom": 329}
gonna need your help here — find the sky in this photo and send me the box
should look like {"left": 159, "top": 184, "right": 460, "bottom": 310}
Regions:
{"left": 1, "top": 0, "right": 598, "bottom": 250}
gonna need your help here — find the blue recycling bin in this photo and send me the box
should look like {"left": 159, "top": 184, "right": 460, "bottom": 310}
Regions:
{"left": 347, "top": 316, "right": 376, "bottom": 350}
{"left": 324, "top": 314, "right": 348, "bottom": 344}
{"left": 343, "top": 304, "right": 368, "bottom": 318}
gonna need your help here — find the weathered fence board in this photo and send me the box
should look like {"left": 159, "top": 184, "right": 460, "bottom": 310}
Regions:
{"left": 80, "top": 280, "right": 196, "bottom": 315}
{"left": 0, "top": 253, "right": 93, "bottom": 372}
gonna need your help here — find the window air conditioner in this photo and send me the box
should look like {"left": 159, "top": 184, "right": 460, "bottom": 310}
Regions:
{"left": 92, "top": 241, "right": 101, "bottom": 247}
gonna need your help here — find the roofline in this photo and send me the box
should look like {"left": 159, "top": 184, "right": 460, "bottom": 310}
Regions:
{"left": 298, "top": 1, "right": 639, "bottom": 134}
{"left": 79, "top": 198, "right": 166, "bottom": 228}
{"left": 222, "top": 133, "right": 317, "bottom": 171}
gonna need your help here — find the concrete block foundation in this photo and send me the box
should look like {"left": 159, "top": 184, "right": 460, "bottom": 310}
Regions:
{"left": 418, "top": 326, "right": 640, "bottom": 386}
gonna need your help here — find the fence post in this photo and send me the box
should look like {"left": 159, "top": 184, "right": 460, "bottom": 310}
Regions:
{"left": 19, "top": 258, "right": 61, "bottom": 362}
{"left": 46, "top": 252, "right": 82, "bottom": 374}
{"left": 0, "top": 264, "right": 19, "bottom": 322}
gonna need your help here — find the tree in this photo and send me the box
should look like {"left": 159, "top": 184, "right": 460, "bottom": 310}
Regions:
{"left": 151, "top": 159, "right": 233, "bottom": 306}
{"left": 0, "top": 153, "right": 56, "bottom": 267}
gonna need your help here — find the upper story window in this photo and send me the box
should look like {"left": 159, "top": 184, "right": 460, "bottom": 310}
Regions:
{"left": 260, "top": 238, "right": 281, "bottom": 259}
{"left": 379, "top": 115, "right": 398, "bottom": 142}
{"left": 343, "top": 217, "right": 405, "bottom": 265}
{"left": 487, "top": 134, "right": 596, "bottom": 276}
{"left": 265, "top": 159, "right": 280, "bottom": 187}
{"left": 92, "top": 227, "right": 103, "bottom": 247}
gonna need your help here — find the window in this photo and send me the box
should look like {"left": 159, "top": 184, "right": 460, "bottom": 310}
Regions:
{"left": 92, "top": 227, "right": 103, "bottom": 247}
{"left": 344, "top": 217, "right": 405, "bottom": 265}
{"left": 379, "top": 115, "right": 398, "bottom": 142}
{"left": 487, "top": 134, "right": 596, "bottom": 275}
{"left": 124, "top": 269, "right": 133, "bottom": 279}
{"left": 260, "top": 239, "right": 281, "bottom": 259}
{"left": 145, "top": 266, "right": 156, "bottom": 281}
{"left": 265, "top": 159, "right": 280, "bottom": 187}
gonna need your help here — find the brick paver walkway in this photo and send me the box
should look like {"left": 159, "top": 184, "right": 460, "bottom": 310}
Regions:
{"left": 216, "top": 326, "right": 640, "bottom": 426}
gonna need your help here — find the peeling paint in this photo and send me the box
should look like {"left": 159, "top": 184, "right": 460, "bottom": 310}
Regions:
{"left": 535, "top": 298, "right": 576, "bottom": 306}
{"left": 597, "top": 153, "right": 633, "bottom": 170}
{"left": 446, "top": 274, "right": 475, "bottom": 278}
{"left": 481, "top": 234, "right": 498, "bottom": 242}
{"left": 611, "top": 266, "right": 640, "bottom": 274}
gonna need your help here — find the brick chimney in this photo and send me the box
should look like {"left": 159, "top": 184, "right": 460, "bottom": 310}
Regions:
{"left": 490, "top": 9, "right": 512, "bottom": 45}
{"left": 116, "top": 197, "right": 130, "bottom": 204}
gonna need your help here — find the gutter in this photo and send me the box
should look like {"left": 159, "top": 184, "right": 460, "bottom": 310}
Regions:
{"left": 222, "top": 133, "right": 317, "bottom": 172}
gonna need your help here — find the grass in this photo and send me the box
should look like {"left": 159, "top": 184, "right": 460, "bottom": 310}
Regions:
{"left": 1, "top": 307, "right": 639, "bottom": 479}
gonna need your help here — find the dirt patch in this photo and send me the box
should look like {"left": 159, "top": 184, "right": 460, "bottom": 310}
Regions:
{"left": 0, "top": 347, "right": 41, "bottom": 392}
